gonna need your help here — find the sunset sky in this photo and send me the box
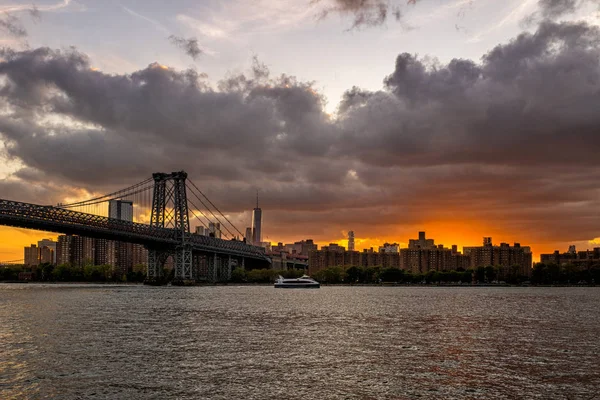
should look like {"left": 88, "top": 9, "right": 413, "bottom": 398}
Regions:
{"left": 1, "top": 0, "right": 600, "bottom": 262}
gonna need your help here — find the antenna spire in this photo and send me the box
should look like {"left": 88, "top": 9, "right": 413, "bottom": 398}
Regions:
{"left": 256, "top": 190, "right": 259, "bottom": 208}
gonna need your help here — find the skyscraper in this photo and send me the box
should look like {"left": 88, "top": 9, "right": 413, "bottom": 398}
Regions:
{"left": 38, "top": 239, "right": 56, "bottom": 264}
{"left": 348, "top": 231, "right": 355, "bottom": 251}
{"left": 252, "top": 192, "right": 262, "bottom": 244}
{"left": 208, "top": 222, "right": 221, "bottom": 238}
{"left": 109, "top": 200, "right": 133, "bottom": 221}
{"left": 245, "top": 227, "right": 253, "bottom": 244}
{"left": 108, "top": 200, "right": 134, "bottom": 275}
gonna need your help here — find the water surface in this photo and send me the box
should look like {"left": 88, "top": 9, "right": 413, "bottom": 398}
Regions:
{"left": 1, "top": 284, "right": 599, "bottom": 399}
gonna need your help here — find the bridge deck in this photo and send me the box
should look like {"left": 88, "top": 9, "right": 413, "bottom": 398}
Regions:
{"left": 0, "top": 199, "right": 269, "bottom": 261}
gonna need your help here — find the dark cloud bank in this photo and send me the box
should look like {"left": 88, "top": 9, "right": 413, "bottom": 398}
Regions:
{"left": 1, "top": 17, "right": 600, "bottom": 246}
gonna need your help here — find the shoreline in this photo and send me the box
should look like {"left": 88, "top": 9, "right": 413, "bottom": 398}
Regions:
{"left": 0, "top": 281, "right": 597, "bottom": 288}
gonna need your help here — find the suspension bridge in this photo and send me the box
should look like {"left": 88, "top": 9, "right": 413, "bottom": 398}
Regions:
{"left": 0, "top": 171, "right": 270, "bottom": 283}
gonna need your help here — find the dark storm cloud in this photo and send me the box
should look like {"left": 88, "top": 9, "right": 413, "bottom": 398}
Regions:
{"left": 536, "top": 0, "right": 600, "bottom": 18}
{"left": 338, "top": 21, "right": 600, "bottom": 167}
{"left": 315, "top": 0, "right": 419, "bottom": 28}
{"left": 168, "top": 35, "right": 203, "bottom": 60}
{"left": 0, "top": 13, "right": 27, "bottom": 37}
{"left": 1, "top": 20, "right": 600, "bottom": 247}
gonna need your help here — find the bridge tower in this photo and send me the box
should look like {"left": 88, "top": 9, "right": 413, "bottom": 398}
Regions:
{"left": 147, "top": 171, "right": 193, "bottom": 282}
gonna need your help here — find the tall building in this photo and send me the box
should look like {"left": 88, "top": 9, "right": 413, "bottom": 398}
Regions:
{"left": 463, "top": 237, "right": 532, "bottom": 276}
{"left": 379, "top": 243, "right": 399, "bottom": 253}
{"left": 72, "top": 236, "right": 95, "bottom": 267}
{"left": 245, "top": 227, "right": 253, "bottom": 244}
{"left": 95, "top": 239, "right": 116, "bottom": 266}
{"left": 132, "top": 244, "right": 149, "bottom": 268}
{"left": 24, "top": 244, "right": 38, "bottom": 266}
{"left": 37, "top": 239, "right": 56, "bottom": 264}
{"left": 208, "top": 222, "right": 221, "bottom": 239}
{"left": 195, "top": 226, "right": 208, "bottom": 236}
{"left": 56, "top": 235, "right": 73, "bottom": 265}
{"left": 39, "top": 246, "right": 55, "bottom": 264}
{"left": 109, "top": 200, "right": 133, "bottom": 221}
{"left": 408, "top": 232, "right": 436, "bottom": 249}
{"left": 109, "top": 200, "right": 134, "bottom": 275}
{"left": 348, "top": 231, "right": 355, "bottom": 251}
{"left": 252, "top": 193, "right": 262, "bottom": 245}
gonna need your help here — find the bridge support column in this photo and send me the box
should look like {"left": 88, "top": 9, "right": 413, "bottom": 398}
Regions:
{"left": 147, "top": 249, "right": 166, "bottom": 282}
{"left": 208, "top": 253, "right": 218, "bottom": 283}
{"left": 174, "top": 245, "right": 193, "bottom": 281}
{"left": 227, "top": 255, "right": 232, "bottom": 281}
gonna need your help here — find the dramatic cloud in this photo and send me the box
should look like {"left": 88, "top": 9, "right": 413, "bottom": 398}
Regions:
{"left": 168, "top": 35, "right": 203, "bottom": 60}
{"left": 1, "top": 20, "right": 600, "bottom": 253}
{"left": 0, "top": 13, "right": 27, "bottom": 37}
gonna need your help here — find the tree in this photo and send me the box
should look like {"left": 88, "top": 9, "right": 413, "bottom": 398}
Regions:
{"left": 485, "top": 266, "right": 496, "bottom": 282}
{"left": 345, "top": 266, "right": 361, "bottom": 283}
{"left": 231, "top": 267, "right": 247, "bottom": 282}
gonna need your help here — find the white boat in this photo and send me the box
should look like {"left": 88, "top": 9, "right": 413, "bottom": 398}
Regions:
{"left": 274, "top": 275, "right": 320, "bottom": 289}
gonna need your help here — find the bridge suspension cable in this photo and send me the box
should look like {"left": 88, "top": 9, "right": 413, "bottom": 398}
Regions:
{"left": 58, "top": 177, "right": 154, "bottom": 208}
{"left": 187, "top": 179, "right": 245, "bottom": 238}
{"left": 186, "top": 183, "right": 236, "bottom": 240}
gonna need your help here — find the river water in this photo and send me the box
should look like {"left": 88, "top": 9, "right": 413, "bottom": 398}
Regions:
{"left": 1, "top": 285, "right": 599, "bottom": 399}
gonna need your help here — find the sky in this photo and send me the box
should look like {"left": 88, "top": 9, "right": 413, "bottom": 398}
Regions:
{"left": 0, "top": 0, "right": 600, "bottom": 261}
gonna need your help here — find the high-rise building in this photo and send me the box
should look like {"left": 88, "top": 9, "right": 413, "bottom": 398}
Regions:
{"left": 379, "top": 243, "right": 399, "bottom": 253}
{"left": 109, "top": 200, "right": 133, "bottom": 222}
{"left": 252, "top": 193, "right": 262, "bottom": 245}
{"left": 208, "top": 222, "right": 221, "bottom": 239}
{"left": 109, "top": 200, "right": 134, "bottom": 275}
{"left": 24, "top": 244, "right": 38, "bottom": 266}
{"left": 37, "top": 239, "right": 56, "bottom": 264}
{"left": 408, "top": 231, "right": 436, "bottom": 249}
{"left": 39, "top": 246, "right": 55, "bottom": 264}
{"left": 72, "top": 236, "right": 95, "bottom": 267}
{"left": 56, "top": 235, "right": 73, "bottom": 265}
{"left": 132, "top": 244, "right": 148, "bottom": 268}
{"left": 95, "top": 239, "right": 116, "bottom": 266}
{"left": 348, "top": 231, "right": 355, "bottom": 251}
{"left": 463, "top": 237, "right": 532, "bottom": 276}
{"left": 195, "top": 226, "right": 208, "bottom": 236}
{"left": 245, "top": 227, "right": 253, "bottom": 244}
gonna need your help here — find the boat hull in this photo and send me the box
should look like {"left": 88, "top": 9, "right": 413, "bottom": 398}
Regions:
{"left": 274, "top": 283, "right": 320, "bottom": 289}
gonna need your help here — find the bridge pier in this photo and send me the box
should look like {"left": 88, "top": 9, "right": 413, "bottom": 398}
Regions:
{"left": 147, "top": 249, "right": 165, "bottom": 282}
{"left": 174, "top": 245, "right": 193, "bottom": 281}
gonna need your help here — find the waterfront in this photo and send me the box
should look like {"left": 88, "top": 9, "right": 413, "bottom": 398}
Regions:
{"left": 1, "top": 285, "right": 599, "bottom": 399}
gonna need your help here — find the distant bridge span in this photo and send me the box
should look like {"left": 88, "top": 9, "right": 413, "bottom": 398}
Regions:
{"left": 0, "top": 171, "right": 270, "bottom": 282}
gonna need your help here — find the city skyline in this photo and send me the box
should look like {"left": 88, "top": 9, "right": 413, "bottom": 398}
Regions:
{"left": 1, "top": 0, "right": 600, "bottom": 262}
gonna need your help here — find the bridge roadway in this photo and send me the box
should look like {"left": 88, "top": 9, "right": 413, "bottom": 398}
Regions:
{"left": 0, "top": 199, "right": 270, "bottom": 262}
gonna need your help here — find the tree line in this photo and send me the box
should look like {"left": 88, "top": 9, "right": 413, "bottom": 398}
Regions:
{"left": 0, "top": 263, "right": 147, "bottom": 283}
{"left": 531, "top": 262, "right": 600, "bottom": 285}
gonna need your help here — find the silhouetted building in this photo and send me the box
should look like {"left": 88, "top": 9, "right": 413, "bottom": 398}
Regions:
{"left": 56, "top": 235, "right": 73, "bottom": 265}
{"left": 109, "top": 200, "right": 133, "bottom": 221}
{"left": 463, "top": 237, "right": 532, "bottom": 276}
{"left": 245, "top": 227, "right": 253, "bottom": 244}
{"left": 408, "top": 231, "right": 435, "bottom": 249}
{"left": 95, "top": 239, "right": 116, "bottom": 267}
{"left": 252, "top": 193, "right": 262, "bottom": 244}
{"left": 37, "top": 239, "right": 56, "bottom": 264}
{"left": 208, "top": 222, "right": 221, "bottom": 239}
{"left": 348, "top": 231, "right": 355, "bottom": 251}
{"left": 540, "top": 246, "right": 600, "bottom": 269}
{"left": 24, "top": 244, "right": 38, "bottom": 266}
{"left": 379, "top": 243, "right": 399, "bottom": 253}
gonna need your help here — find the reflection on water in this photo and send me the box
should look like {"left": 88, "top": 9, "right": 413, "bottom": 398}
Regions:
{"left": 1, "top": 285, "right": 599, "bottom": 399}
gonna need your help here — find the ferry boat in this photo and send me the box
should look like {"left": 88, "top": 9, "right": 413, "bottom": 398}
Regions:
{"left": 274, "top": 275, "right": 320, "bottom": 289}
